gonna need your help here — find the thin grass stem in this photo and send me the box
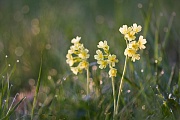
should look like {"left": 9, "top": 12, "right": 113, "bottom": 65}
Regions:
{"left": 31, "top": 53, "right": 43, "bottom": 120}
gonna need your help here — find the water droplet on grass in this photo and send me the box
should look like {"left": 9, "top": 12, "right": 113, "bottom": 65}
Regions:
{"left": 155, "top": 60, "right": 158, "bottom": 63}
{"left": 142, "top": 105, "right": 145, "bottom": 110}
{"left": 138, "top": 3, "right": 143, "bottom": 8}
{"left": 63, "top": 77, "right": 66, "bottom": 81}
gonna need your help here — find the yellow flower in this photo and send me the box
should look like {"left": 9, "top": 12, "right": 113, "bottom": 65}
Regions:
{"left": 70, "top": 67, "right": 79, "bottom": 75}
{"left": 119, "top": 25, "right": 132, "bottom": 35}
{"left": 71, "top": 36, "right": 81, "bottom": 44}
{"left": 78, "top": 49, "right": 90, "bottom": 59}
{"left": 66, "top": 53, "right": 74, "bottom": 66}
{"left": 94, "top": 50, "right": 104, "bottom": 60}
{"left": 108, "top": 54, "right": 118, "bottom": 67}
{"left": 125, "top": 31, "right": 136, "bottom": 41}
{"left": 79, "top": 61, "right": 89, "bottom": 70}
{"left": 129, "top": 41, "right": 139, "bottom": 50}
{"left": 138, "top": 35, "right": 147, "bottom": 49}
{"left": 132, "top": 23, "right": 142, "bottom": 33}
{"left": 131, "top": 54, "right": 140, "bottom": 62}
{"left": 97, "top": 60, "right": 108, "bottom": 69}
{"left": 124, "top": 48, "right": 136, "bottom": 57}
{"left": 97, "top": 41, "right": 109, "bottom": 51}
{"left": 109, "top": 67, "right": 117, "bottom": 77}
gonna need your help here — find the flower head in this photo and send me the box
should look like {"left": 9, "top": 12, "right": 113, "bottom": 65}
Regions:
{"left": 119, "top": 23, "right": 147, "bottom": 62}
{"left": 79, "top": 61, "right": 89, "bottom": 70}
{"left": 119, "top": 25, "right": 131, "bottom": 35}
{"left": 138, "top": 35, "right": 147, "bottom": 49}
{"left": 131, "top": 54, "right": 140, "bottom": 62}
{"left": 71, "top": 36, "right": 81, "bottom": 44}
{"left": 97, "top": 60, "right": 108, "bottom": 69}
{"left": 124, "top": 48, "right": 136, "bottom": 57}
{"left": 78, "top": 49, "right": 90, "bottom": 59}
{"left": 66, "top": 53, "right": 74, "bottom": 66}
{"left": 108, "top": 54, "right": 118, "bottom": 67}
{"left": 70, "top": 67, "right": 79, "bottom": 75}
{"left": 132, "top": 23, "right": 142, "bottom": 33}
{"left": 109, "top": 67, "right": 117, "bottom": 77}
{"left": 95, "top": 40, "right": 118, "bottom": 77}
{"left": 125, "top": 31, "right": 136, "bottom": 41}
{"left": 66, "top": 36, "right": 90, "bottom": 75}
{"left": 128, "top": 41, "right": 139, "bottom": 50}
{"left": 97, "top": 41, "right": 109, "bottom": 51}
{"left": 94, "top": 50, "right": 104, "bottom": 60}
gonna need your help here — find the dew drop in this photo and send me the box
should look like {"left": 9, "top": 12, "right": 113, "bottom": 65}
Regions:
{"left": 142, "top": 105, "right": 145, "bottom": 110}
{"left": 138, "top": 3, "right": 143, "bottom": 8}
{"left": 63, "top": 77, "right": 66, "bottom": 81}
{"left": 48, "top": 76, "right": 52, "bottom": 80}
{"left": 168, "top": 94, "right": 172, "bottom": 99}
{"left": 155, "top": 60, "right": 158, "bottom": 63}
{"left": 127, "top": 90, "right": 131, "bottom": 93}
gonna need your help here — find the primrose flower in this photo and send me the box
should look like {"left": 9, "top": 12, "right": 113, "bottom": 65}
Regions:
{"left": 78, "top": 49, "right": 90, "bottom": 59}
{"left": 97, "top": 41, "right": 109, "bottom": 51}
{"left": 132, "top": 23, "right": 142, "bottom": 33}
{"left": 66, "top": 53, "right": 74, "bottom": 66}
{"left": 128, "top": 41, "right": 139, "bottom": 50}
{"left": 108, "top": 54, "right": 118, "bottom": 67}
{"left": 138, "top": 35, "right": 147, "bottom": 49}
{"left": 125, "top": 31, "right": 136, "bottom": 41}
{"left": 71, "top": 36, "right": 81, "bottom": 44}
{"left": 109, "top": 67, "right": 117, "bottom": 77}
{"left": 119, "top": 25, "right": 131, "bottom": 35}
{"left": 94, "top": 50, "right": 104, "bottom": 60}
{"left": 97, "top": 60, "right": 108, "bottom": 69}
{"left": 79, "top": 61, "right": 89, "bottom": 70}
{"left": 66, "top": 36, "right": 90, "bottom": 75}
{"left": 124, "top": 48, "right": 136, "bottom": 57}
{"left": 70, "top": 67, "right": 79, "bottom": 75}
{"left": 131, "top": 54, "right": 140, "bottom": 62}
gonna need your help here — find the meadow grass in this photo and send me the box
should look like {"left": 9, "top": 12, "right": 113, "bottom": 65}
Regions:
{"left": 0, "top": 0, "right": 180, "bottom": 119}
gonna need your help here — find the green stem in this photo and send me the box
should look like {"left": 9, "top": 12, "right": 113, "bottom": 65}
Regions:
{"left": 31, "top": 54, "right": 43, "bottom": 120}
{"left": 86, "top": 67, "right": 90, "bottom": 119}
{"left": 111, "top": 76, "right": 116, "bottom": 119}
{"left": 115, "top": 56, "right": 127, "bottom": 115}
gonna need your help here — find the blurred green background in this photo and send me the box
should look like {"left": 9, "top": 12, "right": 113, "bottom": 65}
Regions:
{"left": 0, "top": 0, "right": 180, "bottom": 119}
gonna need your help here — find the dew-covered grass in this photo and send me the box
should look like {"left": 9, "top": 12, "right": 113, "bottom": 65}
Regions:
{"left": 0, "top": 0, "right": 180, "bottom": 120}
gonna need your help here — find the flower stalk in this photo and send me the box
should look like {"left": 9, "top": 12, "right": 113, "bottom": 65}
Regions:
{"left": 94, "top": 41, "right": 118, "bottom": 119}
{"left": 111, "top": 76, "right": 116, "bottom": 118}
{"left": 86, "top": 67, "right": 90, "bottom": 95}
{"left": 115, "top": 56, "right": 127, "bottom": 115}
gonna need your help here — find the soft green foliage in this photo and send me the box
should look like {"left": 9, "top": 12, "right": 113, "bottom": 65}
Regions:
{"left": 0, "top": 0, "right": 180, "bottom": 119}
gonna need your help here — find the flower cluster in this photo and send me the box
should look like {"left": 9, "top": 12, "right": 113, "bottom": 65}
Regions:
{"left": 66, "top": 36, "right": 90, "bottom": 75}
{"left": 119, "top": 23, "right": 147, "bottom": 62}
{"left": 94, "top": 41, "right": 118, "bottom": 77}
